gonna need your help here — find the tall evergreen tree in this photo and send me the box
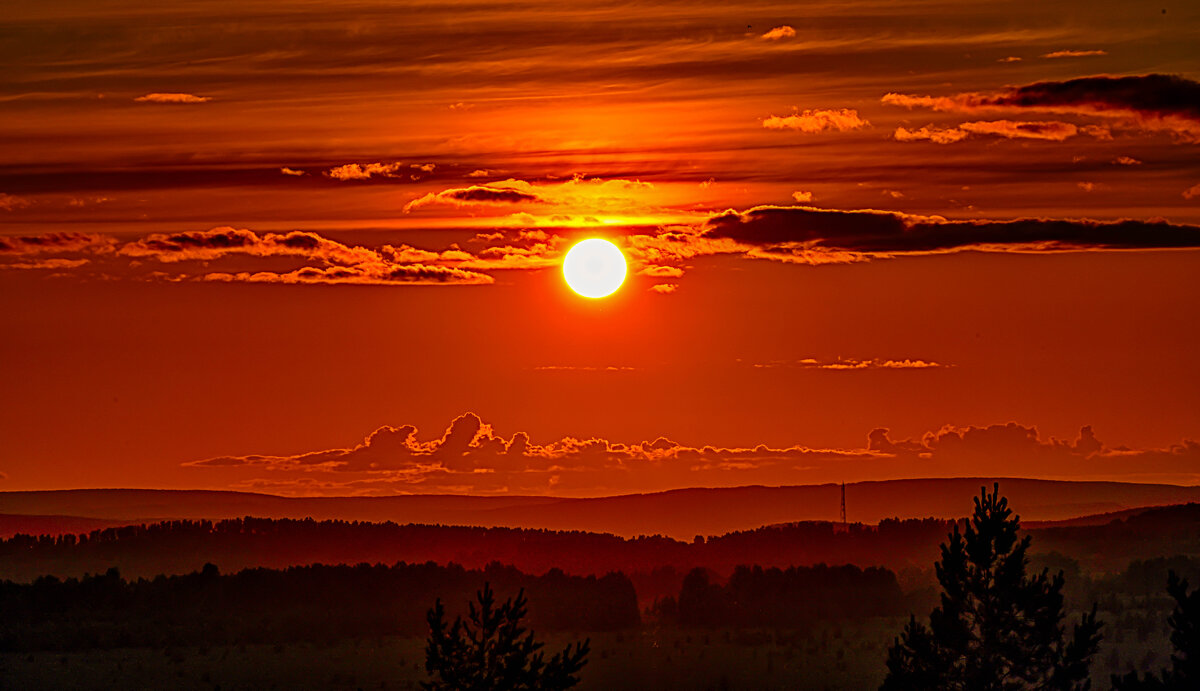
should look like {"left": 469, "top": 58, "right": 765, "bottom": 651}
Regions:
{"left": 881, "top": 483, "right": 1102, "bottom": 691}
{"left": 423, "top": 583, "right": 589, "bottom": 691}
{"left": 1112, "top": 570, "right": 1199, "bottom": 690}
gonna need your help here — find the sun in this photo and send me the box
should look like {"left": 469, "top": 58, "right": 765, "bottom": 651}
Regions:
{"left": 563, "top": 238, "right": 627, "bottom": 298}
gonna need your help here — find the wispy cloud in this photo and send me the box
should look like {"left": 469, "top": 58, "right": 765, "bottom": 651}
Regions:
{"left": 752, "top": 357, "right": 948, "bottom": 370}
{"left": 134, "top": 92, "right": 211, "bottom": 104}
{"left": 1041, "top": 49, "right": 1107, "bottom": 59}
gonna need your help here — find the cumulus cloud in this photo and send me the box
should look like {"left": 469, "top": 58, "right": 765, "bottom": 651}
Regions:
{"left": 791, "top": 191, "right": 814, "bottom": 203}
{"left": 883, "top": 74, "right": 1200, "bottom": 141}
{"left": 325, "top": 162, "right": 406, "bottom": 181}
{"left": 1113, "top": 156, "right": 1142, "bottom": 166}
{"left": 134, "top": 93, "right": 211, "bottom": 104}
{"left": 893, "top": 126, "right": 970, "bottom": 144}
{"left": 762, "top": 108, "right": 869, "bottom": 133}
{"left": 183, "top": 414, "right": 1200, "bottom": 493}
{"left": 761, "top": 26, "right": 796, "bottom": 40}
{"left": 184, "top": 412, "right": 875, "bottom": 482}
{"left": 648, "top": 283, "right": 679, "bottom": 294}
{"left": 1183, "top": 183, "right": 1200, "bottom": 200}
{"left": 280, "top": 167, "right": 307, "bottom": 176}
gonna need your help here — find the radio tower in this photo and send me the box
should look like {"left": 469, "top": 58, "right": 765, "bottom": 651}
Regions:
{"left": 840, "top": 481, "right": 847, "bottom": 525}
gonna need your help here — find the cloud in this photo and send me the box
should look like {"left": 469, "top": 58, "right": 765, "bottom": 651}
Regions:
{"left": 1041, "top": 49, "right": 1107, "bottom": 59}
{"left": 895, "top": 120, "right": 1098, "bottom": 144}
{"left": 0, "top": 232, "right": 116, "bottom": 256}
{"left": 404, "top": 184, "right": 546, "bottom": 212}
{"left": 761, "top": 26, "right": 796, "bottom": 41}
{"left": 1183, "top": 183, "right": 1200, "bottom": 200}
{"left": 0, "top": 258, "right": 90, "bottom": 270}
{"left": 106, "top": 227, "right": 490, "bottom": 285}
{"left": 637, "top": 265, "right": 684, "bottom": 278}
{"left": 183, "top": 414, "right": 1200, "bottom": 493}
{"left": 791, "top": 191, "right": 813, "bottom": 203}
{"left": 1077, "top": 182, "right": 1096, "bottom": 192}
{"left": 134, "top": 93, "right": 211, "bottom": 104}
{"left": 752, "top": 357, "right": 947, "bottom": 370}
{"left": 702, "top": 205, "right": 1200, "bottom": 258}
{"left": 184, "top": 411, "right": 876, "bottom": 483}
{"left": 893, "top": 126, "right": 970, "bottom": 144}
{"left": 998, "top": 56, "right": 1022, "bottom": 63}
{"left": 1113, "top": 156, "right": 1142, "bottom": 166}
{"left": 204, "top": 263, "right": 491, "bottom": 286}
{"left": 119, "top": 227, "right": 379, "bottom": 265}
{"left": 762, "top": 108, "right": 869, "bottom": 133}
{"left": 0, "top": 193, "right": 30, "bottom": 211}
{"left": 958, "top": 120, "right": 1080, "bottom": 141}
{"left": 466, "top": 169, "right": 493, "bottom": 178}
{"left": 325, "top": 162, "right": 406, "bottom": 181}
{"left": 404, "top": 176, "right": 658, "bottom": 221}
{"left": 883, "top": 74, "right": 1200, "bottom": 141}
{"left": 280, "top": 167, "right": 307, "bottom": 176}
{"left": 648, "top": 283, "right": 678, "bottom": 294}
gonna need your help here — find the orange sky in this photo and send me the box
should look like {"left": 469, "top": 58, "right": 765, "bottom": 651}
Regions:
{"left": 1, "top": 0, "right": 1199, "bottom": 495}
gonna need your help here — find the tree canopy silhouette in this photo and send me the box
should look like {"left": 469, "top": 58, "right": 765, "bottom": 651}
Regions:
{"left": 1112, "top": 570, "right": 1199, "bottom": 690}
{"left": 881, "top": 483, "right": 1103, "bottom": 691}
{"left": 423, "top": 582, "right": 589, "bottom": 691}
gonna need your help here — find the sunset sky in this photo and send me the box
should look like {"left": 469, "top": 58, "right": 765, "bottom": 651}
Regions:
{"left": 2, "top": 0, "right": 1199, "bottom": 496}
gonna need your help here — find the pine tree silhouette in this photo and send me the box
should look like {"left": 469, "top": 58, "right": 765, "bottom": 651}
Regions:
{"left": 881, "top": 483, "right": 1103, "bottom": 691}
{"left": 1112, "top": 570, "right": 1199, "bottom": 690}
{"left": 422, "top": 583, "right": 590, "bottom": 691}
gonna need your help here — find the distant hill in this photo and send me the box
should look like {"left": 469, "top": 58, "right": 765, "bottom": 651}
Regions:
{"left": 2, "top": 478, "right": 1199, "bottom": 540}
{"left": 0, "top": 514, "right": 138, "bottom": 539}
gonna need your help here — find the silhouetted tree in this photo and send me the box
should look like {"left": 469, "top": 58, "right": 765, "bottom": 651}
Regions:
{"left": 1112, "top": 570, "right": 1199, "bottom": 690}
{"left": 881, "top": 483, "right": 1103, "bottom": 691}
{"left": 423, "top": 583, "right": 589, "bottom": 691}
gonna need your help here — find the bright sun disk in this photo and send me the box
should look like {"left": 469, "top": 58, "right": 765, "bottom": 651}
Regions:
{"left": 563, "top": 238, "right": 627, "bottom": 298}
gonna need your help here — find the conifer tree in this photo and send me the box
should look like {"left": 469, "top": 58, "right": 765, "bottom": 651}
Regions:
{"left": 1111, "top": 570, "right": 1199, "bottom": 690}
{"left": 881, "top": 483, "right": 1102, "bottom": 691}
{"left": 423, "top": 583, "right": 590, "bottom": 691}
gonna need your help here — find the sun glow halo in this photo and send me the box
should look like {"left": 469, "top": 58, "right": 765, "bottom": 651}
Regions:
{"left": 562, "top": 238, "right": 627, "bottom": 298}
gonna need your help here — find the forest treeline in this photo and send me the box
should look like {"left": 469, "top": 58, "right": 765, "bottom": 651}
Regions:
{"left": 0, "top": 561, "right": 639, "bottom": 651}
{"left": 0, "top": 516, "right": 947, "bottom": 583}
{"left": 667, "top": 564, "right": 907, "bottom": 626}
{"left": 1, "top": 505, "right": 1197, "bottom": 593}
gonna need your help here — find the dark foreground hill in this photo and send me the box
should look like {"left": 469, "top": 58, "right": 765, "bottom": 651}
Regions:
{"left": 4, "top": 477, "right": 1200, "bottom": 539}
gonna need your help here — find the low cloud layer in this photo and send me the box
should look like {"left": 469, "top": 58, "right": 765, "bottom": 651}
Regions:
{"left": 702, "top": 205, "right": 1200, "bottom": 260}
{"left": 183, "top": 413, "right": 1200, "bottom": 495}
{"left": 883, "top": 74, "right": 1200, "bottom": 141}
